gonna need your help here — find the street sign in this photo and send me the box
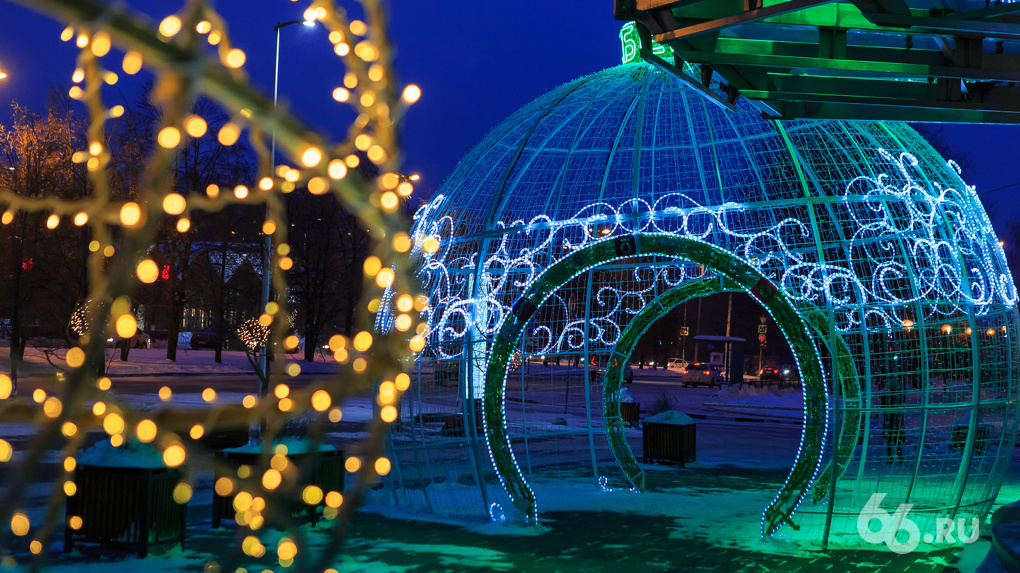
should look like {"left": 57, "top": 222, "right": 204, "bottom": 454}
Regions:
{"left": 758, "top": 325, "right": 767, "bottom": 334}
{"left": 759, "top": 334, "right": 766, "bottom": 343}
{"left": 679, "top": 326, "right": 689, "bottom": 336}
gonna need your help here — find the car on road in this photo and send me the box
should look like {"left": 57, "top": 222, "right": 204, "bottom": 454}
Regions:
{"left": 760, "top": 365, "right": 799, "bottom": 384}
{"left": 669, "top": 358, "right": 688, "bottom": 370}
{"left": 682, "top": 362, "right": 724, "bottom": 388}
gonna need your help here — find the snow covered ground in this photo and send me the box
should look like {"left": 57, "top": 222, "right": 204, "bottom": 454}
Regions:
{"left": 0, "top": 351, "right": 1016, "bottom": 571}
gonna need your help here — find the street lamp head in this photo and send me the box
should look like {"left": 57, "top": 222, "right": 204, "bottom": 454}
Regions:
{"left": 0, "top": 71, "right": 7, "bottom": 80}
{"left": 302, "top": 19, "right": 315, "bottom": 27}
{"left": 409, "top": 174, "right": 420, "bottom": 181}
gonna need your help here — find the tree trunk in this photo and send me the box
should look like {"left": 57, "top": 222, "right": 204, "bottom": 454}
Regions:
{"left": 304, "top": 327, "right": 318, "bottom": 362}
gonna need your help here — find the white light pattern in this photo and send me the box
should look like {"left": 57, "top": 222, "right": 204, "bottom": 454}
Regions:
{"left": 410, "top": 150, "right": 1016, "bottom": 358}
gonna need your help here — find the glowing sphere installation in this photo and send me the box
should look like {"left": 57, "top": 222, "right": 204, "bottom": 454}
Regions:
{"left": 398, "top": 54, "right": 1019, "bottom": 546}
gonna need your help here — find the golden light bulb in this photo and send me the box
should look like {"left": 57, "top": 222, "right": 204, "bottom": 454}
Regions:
{"left": 159, "top": 15, "right": 182, "bottom": 37}
{"left": 91, "top": 33, "right": 111, "bottom": 57}
{"left": 301, "top": 147, "right": 323, "bottom": 167}
{"left": 185, "top": 115, "right": 207, "bottom": 138}
{"left": 162, "top": 193, "right": 186, "bottom": 215}
{"left": 120, "top": 202, "right": 142, "bottom": 226}
{"left": 402, "top": 84, "right": 422, "bottom": 104}
{"left": 225, "top": 49, "right": 246, "bottom": 68}
{"left": 122, "top": 51, "right": 143, "bottom": 75}
{"left": 157, "top": 127, "right": 181, "bottom": 149}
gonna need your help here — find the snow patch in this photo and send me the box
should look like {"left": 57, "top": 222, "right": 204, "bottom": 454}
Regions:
{"left": 77, "top": 439, "right": 166, "bottom": 468}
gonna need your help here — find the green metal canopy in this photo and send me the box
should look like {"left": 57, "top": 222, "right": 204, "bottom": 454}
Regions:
{"left": 615, "top": 0, "right": 1020, "bottom": 122}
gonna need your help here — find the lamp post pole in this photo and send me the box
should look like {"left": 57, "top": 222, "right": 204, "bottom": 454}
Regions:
{"left": 262, "top": 18, "right": 314, "bottom": 382}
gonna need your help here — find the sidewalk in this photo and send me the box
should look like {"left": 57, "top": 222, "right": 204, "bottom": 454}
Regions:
{"left": 0, "top": 346, "right": 340, "bottom": 378}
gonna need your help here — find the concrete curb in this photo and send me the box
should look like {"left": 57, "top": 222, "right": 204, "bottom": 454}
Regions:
{"left": 686, "top": 412, "right": 802, "bottom": 426}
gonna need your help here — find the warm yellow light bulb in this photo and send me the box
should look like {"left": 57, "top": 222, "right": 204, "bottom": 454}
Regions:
{"left": 363, "top": 256, "right": 382, "bottom": 276}
{"left": 115, "top": 314, "right": 137, "bottom": 338}
{"left": 353, "top": 331, "right": 373, "bottom": 351}
{"left": 301, "top": 147, "right": 323, "bottom": 167}
{"left": 402, "top": 84, "right": 422, "bottom": 104}
{"left": 91, "top": 33, "right": 111, "bottom": 57}
{"left": 185, "top": 115, "right": 207, "bottom": 138}
{"left": 65, "top": 347, "right": 85, "bottom": 368}
{"left": 163, "top": 444, "right": 186, "bottom": 467}
{"left": 158, "top": 127, "right": 181, "bottom": 149}
{"left": 307, "top": 177, "right": 328, "bottom": 195}
{"left": 159, "top": 15, "right": 182, "bottom": 37}
{"left": 218, "top": 123, "right": 240, "bottom": 146}
{"left": 162, "top": 193, "right": 186, "bottom": 215}
{"left": 136, "top": 419, "right": 157, "bottom": 442}
{"left": 122, "top": 51, "right": 143, "bottom": 75}
{"left": 225, "top": 49, "right": 246, "bottom": 68}
{"left": 120, "top": 202, "right": 142, "bottom": 226}
{"left": 376, "top": 267, "right": 394, "bottom": 288}
{"left": 328, "top": 160, "right": 347, "bottom": 180}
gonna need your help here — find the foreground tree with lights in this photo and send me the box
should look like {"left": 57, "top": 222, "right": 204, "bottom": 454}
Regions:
{"left": 0, "top": 0, "right": 424, "bottom": 569}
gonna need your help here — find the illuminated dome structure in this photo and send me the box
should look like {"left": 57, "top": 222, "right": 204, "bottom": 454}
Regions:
{"left": 388, "top": 32, "right": 1020, "bottom": 547}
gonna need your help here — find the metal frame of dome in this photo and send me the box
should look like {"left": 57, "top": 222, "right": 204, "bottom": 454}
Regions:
{"left": 391, "top": 36, "right": 1020, "bottom": 548}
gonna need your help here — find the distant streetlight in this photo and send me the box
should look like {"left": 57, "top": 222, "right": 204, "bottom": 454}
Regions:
{"left": 260, "top": 15, "right": 317, "bottom": 377}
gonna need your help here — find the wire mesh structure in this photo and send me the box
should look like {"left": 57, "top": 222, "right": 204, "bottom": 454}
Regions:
{"left": 389, "top": 46, "right": 1020, "bottom": 546}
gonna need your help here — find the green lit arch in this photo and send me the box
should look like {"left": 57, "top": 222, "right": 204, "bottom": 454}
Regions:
{"left": 484, "top": 233, "right": 828, "bottom": 536}
{"left": 600, "top": 282, "right": 863, "bottom": 507}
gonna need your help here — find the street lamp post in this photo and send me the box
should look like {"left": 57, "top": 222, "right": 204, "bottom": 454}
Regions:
{"left": 261, "top": 18, "right": 315, "bottom": 381}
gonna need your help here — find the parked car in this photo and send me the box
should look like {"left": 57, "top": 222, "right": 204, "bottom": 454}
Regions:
{"left": 669, "top": 358, "right": 688, "bottom": 370}
{"left": 682, "top": 362, "right": 724, "bottom": 388}
{"left": 190, "top": 327, "right": 227, "bottom": 350}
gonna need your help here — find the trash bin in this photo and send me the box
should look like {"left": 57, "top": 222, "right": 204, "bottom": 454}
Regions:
{"left": 212, "top": 443, "right": 344, "bottom": 528}
{"left": 64, "top": 464, "right": 185, "bottom": 558}
{"left": 643, "top": 410, "right": 697, "bottom": 467}
{"left": 619, "top": 402, "right": 640, "bottom": 427}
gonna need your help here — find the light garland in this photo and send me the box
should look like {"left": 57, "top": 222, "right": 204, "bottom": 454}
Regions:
{"left": 0, "top": 1, "right": 419, "bottom": 568}
{"left": 413, "top": 149, "right": 1016, "bottom": 361}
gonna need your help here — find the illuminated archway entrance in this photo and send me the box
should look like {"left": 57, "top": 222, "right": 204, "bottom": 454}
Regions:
{"left": 484, "top": 234, "right": 831, "bottom": 535}
{"left": 601, "top": 279, "right": 863, "bottom": 508}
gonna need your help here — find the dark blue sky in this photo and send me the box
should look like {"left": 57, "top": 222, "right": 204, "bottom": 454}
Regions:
{"left": 0, "top": 1, "right": 1018, "bottom": 227}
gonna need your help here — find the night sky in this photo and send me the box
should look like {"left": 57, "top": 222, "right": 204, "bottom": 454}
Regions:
{"left": 0, "top": 1, "right": 1018, "bottom": 226}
